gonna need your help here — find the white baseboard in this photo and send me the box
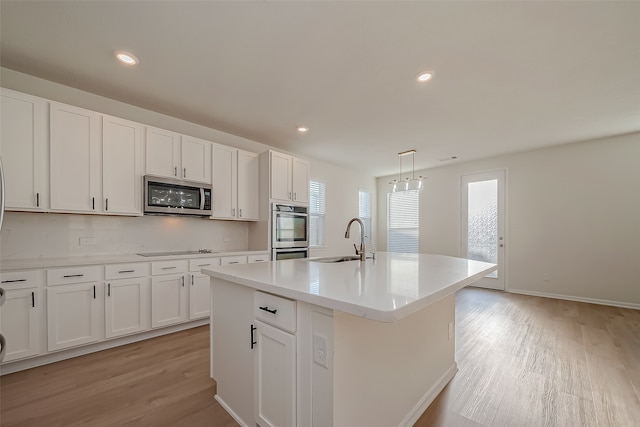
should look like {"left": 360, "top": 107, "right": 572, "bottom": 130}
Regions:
{"left": 0, "top": 318, "right": 209, "bottom": 375}
{"left": 398, "top": 362, "right": 458, "bottom": 427}
{"left": 508, "top": 288, "right": 640, "bottom": 310}
{"left": 214, "top": 394, "right": 250, "bottom": 427}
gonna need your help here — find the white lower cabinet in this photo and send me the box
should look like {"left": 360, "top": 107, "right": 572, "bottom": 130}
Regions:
{"left": 151, "top": 260, "right": 189, "bottom": 329}
{"left": 47, "top": 282, "right": 103, "bottom": 351}
{"left": 0, "top": 288, "right": 43, "bottom": 362}
{"left": 105, "top": 277, "right": 151, "bottom": 338}
{"left": 151, "top": 274, "right": 187, "bottom": 328}
{"left": 211, "top": 281, "right": 298, "bottom": 427}
{"left": 0, "top": 270, "right": 45, "bottom": 363}
{"left": 189, "top": 273, "right": 211, "bottom": 320}
{"left": 254, "top": 320, "right": 296, "bottom": 427}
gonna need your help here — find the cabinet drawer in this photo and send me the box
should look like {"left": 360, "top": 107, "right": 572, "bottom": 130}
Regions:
{"left": 220, "top": 256, "right": 247, "bottom": 266}
{"left": 248, "top": 254, "right": 269, "bottom": 263}
{"left": 105, "top": 262, "right": 150, "bottom": 280}
{"left": 151, "top": 260, "right": 189, "bottom": 275}
{"left": 189, "top": 257, "right": 220, "bottom": 272}
{"left": 47, "top": 266, "right": 101, "bottom": 286}
{"left": 0, "top": 270, "right": 44, "bottom": 289}
{"left": 254, "top": 291, "right": 296, "bottom": 333}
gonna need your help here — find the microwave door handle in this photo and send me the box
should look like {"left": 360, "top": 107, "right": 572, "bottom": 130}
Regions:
{"left": 200, "top": 188, "right": 205, "bottom": 210}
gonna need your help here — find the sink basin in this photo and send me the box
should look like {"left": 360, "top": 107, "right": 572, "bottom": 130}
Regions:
{"left": 308, "top": 255, "right": 362, "bottom": 263}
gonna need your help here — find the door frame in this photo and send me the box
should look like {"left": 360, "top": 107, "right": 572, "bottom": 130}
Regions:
{"left": 460, "top": 169, "right": 508, "bottom": 291}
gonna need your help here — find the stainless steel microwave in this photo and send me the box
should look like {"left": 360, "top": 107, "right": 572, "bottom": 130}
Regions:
{"left": 144, "top": 176, "right": 212, "bottom": 216}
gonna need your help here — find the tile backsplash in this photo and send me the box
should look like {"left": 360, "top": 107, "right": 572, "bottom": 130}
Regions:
{"left": 0, "top": 211, "right": 249, "bottom": 260}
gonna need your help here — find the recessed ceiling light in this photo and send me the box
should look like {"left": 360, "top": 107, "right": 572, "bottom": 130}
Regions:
{"left": 297, "top": 126, "right": 309, "bottom": 133}
{"left": 115, "top": 50, "right": 139, "bottom": 66}
{"left": 416, "top": 71, "right": 434, "bottom": 82}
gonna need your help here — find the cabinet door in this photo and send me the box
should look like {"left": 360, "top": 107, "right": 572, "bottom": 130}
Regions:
{"left": 254, "top": 320, "right": 296, "bottom": 427}
{"left": 291, "top": 157, "right": 310, "bottom": 204}
{"left": 102, "top": 115, "right": 144, "bottom": 215}
{"left": 270, "top": 151, "right": 292, "bottom": 202}
{"left": 151, "top": 274, "right": 187, "bottom": 328}
{"left": 105, "top": 277, "right": 151, "bottom": 338}
{"left": 211, "top": 144, "right": 237, "bottom": 219}
{"left": 50, "top": 102, "right": 101, "bottom": 213}
{"left": 0, "top": 288, "right": 42, "bottom": 362}
{"left": 237, "top": 150, "right": 259, "bottom": 220}
{"left": 0, "top": 89, "right": 48, "bottom": 211}
{"left": 181, "top": 136, "right": 212, "bottom": 183}
{"left": 47, "top": 283, "right": 102, "bottom": 351}
{"left": 188, "top": 273, "right": 210, "bottom": 320}
{"left": 145, "top": 126, "right": 180, "bottom": 179}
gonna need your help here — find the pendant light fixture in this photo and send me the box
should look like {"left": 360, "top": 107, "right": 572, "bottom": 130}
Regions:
{"left": 388, "top": 149, "right": 426, "bottom": 193}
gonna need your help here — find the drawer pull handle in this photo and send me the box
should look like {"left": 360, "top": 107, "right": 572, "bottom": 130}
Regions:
{"left": 259, "top": 306, "right": 277, "bottom": 315}
{"left": 161, "top": 266, "right": 177, "bottom": 270}
{"left": 197, "top": 263, "right": 211, "bottom": 267}
{"left": 63, "top": 274, "right": 84, "bottom": 278}
{"left": 1, "top": 279, "right": 27, "bottom": 283}
{"left": 118, "top": 270, "right": 135, "bottom": 274}
{"left": 228, "top": 261, "right": 239, "bottom": 265}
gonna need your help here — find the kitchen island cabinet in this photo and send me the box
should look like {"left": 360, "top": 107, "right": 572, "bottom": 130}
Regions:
{"left": 204, "top": 252, "right": 496, "bottom": 427}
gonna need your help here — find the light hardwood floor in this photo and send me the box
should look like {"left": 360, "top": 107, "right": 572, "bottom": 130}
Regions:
{"left": 1, "top": 288, "right": 638, "bottom": 426}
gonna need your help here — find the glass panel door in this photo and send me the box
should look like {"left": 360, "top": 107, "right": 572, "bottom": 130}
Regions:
{"left": 461, "top": 170, "right": 506, "bottom": 290}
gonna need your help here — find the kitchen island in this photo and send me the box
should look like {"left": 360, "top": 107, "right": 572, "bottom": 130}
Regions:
{"left": 203, "top": 252, "right": 496, "bottom": 427}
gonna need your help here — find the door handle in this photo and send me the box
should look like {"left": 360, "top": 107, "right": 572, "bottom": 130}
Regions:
{"left": 250, "top": 324, "right": 257, "bottom": 349}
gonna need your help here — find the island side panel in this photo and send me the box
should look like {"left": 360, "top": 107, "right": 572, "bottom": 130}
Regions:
{"left": 210, "top": 278, "right": 255, "bottom": 427}
{"left": 332, "top": 293, "right": 456, "bottom": 427}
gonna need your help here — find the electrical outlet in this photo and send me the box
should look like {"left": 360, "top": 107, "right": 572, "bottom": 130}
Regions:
{"left": 223, "top": 236, "right": 231, "bottom": 243}
{"left": 79, "top": 237, "right": 96, "bottom": 246}
{"left": 543, "top": 273, "right": 550, "bottom": 282}
{"left": 448, "top": 322, "right": 454, "bottom": 341}
{"left": 313, "top": 333, "right": 329, "bottom": 368}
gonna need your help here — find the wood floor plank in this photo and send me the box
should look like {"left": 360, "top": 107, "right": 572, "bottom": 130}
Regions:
{"left": 1, "top": 288, "right": 638, "bottom": 427}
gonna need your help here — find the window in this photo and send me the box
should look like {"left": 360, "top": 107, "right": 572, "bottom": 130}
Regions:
{"left": 358, "top": 189, "right": 372, "bottom": 244}
{"left": 387, "top": 190, "right": 419, "bottom": 253}
{"left": 309, "top": 179, "right": 326, "bottom": 247}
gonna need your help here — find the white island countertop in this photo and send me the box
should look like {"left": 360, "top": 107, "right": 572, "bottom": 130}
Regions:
{"left": 203, "top": 252, "right": 496, "bottom": 322}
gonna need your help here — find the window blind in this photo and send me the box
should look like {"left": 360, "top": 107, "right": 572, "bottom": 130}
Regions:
{"left": 309, "top": 179, "right": 326, "bottom": 247}
{"left": 387, "top": 190, "right": 419, "bottom": 253}
{"left": 358, "top": 189, "right": 372, "bottom": 244}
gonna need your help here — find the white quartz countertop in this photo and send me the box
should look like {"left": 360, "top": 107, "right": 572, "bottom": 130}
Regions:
{"left": 0, "top": 250, "right": 269, "bottom": 271}
{"left": 203, "top": 252, "right": 497, "bottom": 322}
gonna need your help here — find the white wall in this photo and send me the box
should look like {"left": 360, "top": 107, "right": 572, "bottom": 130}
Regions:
{"left": 377, "top": 132, "right": 640, "bottom": 306}
{"left": 0, "top": 68, "right": 376, "bottom": 260}
{"left": 308, "top": 160, "right": 376, "bottom": 258}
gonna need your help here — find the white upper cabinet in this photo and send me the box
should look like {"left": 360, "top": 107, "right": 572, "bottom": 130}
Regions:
{"left": 269, "top": 151, "right": 310, "bottom": 204}
{"left": 181, "top": 135, "right": 212, "bottom": 183}
{"left": 211, "top": 144, "right": 259, "bottom": 221}
{"left": 237, "top": 150, "right": 259, "bottom": 220}
{"left": 49, "top": 102, "right": 102, "bottom": 213}
{"left": 211, "top": 143, "right": 237, "bottom": 220}
{"left": 145, "top": 126, "right": 181, "bottom": 179}
{"left": 291, "top": 156, "right": 310, "bottom": 204}
{"left": 270, "top": 151, "right": 292, "bottom": 202}
{"left": 146, "top": 127, "right": 212, "bottom": 184}
{"left": 102, "top": 115, "right": 144, "bottom": 215}
{"left": 0, "top": 89, "right": 49, "bottom": 211}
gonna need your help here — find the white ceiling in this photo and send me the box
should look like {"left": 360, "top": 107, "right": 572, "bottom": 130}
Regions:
{"left": 1, "top": 1, "right": 639, "bottom": 177}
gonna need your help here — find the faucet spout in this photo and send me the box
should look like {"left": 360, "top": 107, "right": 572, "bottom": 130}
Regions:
{"left": 345, "top": 217, "right": 366, "bottom": 261}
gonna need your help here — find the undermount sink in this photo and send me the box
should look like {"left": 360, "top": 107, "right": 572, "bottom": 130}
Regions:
{"left": 308, "top": 255, "right": 362, "bottom": 263}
